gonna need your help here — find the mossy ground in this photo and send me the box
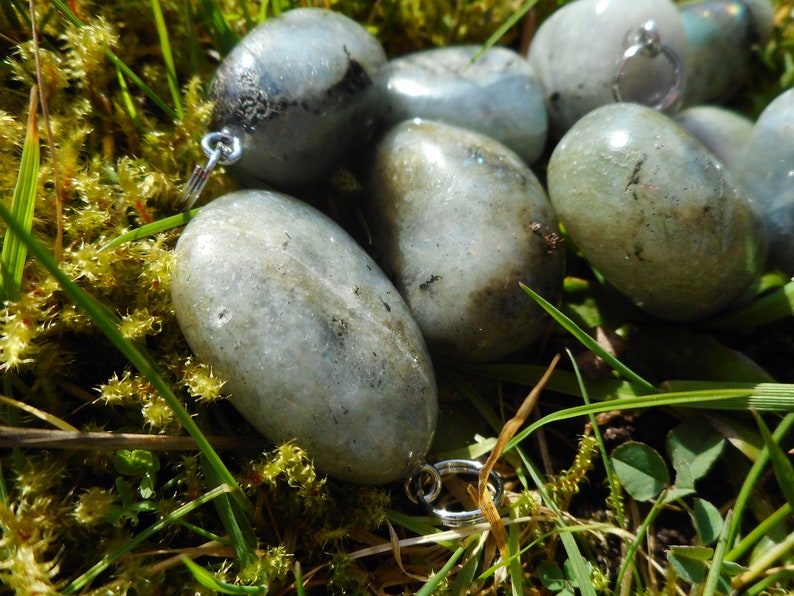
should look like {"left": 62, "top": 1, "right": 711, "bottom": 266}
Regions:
{"left": 1, "top": 1, "right": 794, "bottom": 594}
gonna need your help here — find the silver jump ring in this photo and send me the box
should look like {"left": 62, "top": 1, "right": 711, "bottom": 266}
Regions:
{"left": 406, "top": 459, "right": 504, "bottom": 528}
{"left": 201, "top": 131, "right": 243, "bottom": 166}
{"left": 181, "top": 132, "right": 243, "bottom": 209}
{"left": 404, "top": 463, "right": 443, "bottom": 505}
{"left": 612, "top": 19, "right": 683, "bottom": 112}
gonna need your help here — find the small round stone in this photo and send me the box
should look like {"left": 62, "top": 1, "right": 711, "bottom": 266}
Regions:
{"left": 674, "top": 105, "right": 753, "bottom": 173}
{"left": 171, "top": 190, "right": 437, "bottom": 484}
{"left": 547, "top": 103, "right": 766, "bottom": 321}
{"left": 736, "top": 87, "right": 794, "bottom": 208}
{"left": 762, "top": 188, "right": 794, "bottom": 274}
{"left": 368, "top": 120, "right": 564, "bottom": 362}
{"left": 208, "top": 8, "right": 387, "bottom": 190}
{"left": 679, "top": 0, "right": 775, "bottom": 107}
{"left": 528, "top": 0, "right": 688, "bottom": 137}
{"left": 378, "top": 45, "right": 548, "bottom": 164}
{"left": 735, "top": 88, "right": 794, "bottom": 273}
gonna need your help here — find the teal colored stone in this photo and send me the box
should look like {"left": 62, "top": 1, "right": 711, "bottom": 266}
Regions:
{"left": 171, "top": 190, "right": 437, "bottom": 484}
{"left": 679, "top": 0, "right": 774, "bottom": 106}
{"left": 379, "top": 45, "right": 547, "bottom": 164}
{"left": 547, "top": 103, "right": 766, "bottom": 321}
{"left": 736, "top": 88, "right": 794, "bottom": 273}
{"left": 368, "top": 120, "right": 564, "bottom": 362}
{"left": 737, "top": 87, "right": 794, "bottom": 208}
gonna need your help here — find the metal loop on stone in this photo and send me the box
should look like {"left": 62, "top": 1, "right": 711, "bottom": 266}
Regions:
{"left": 181, "top": 132, "right": 243, "bottom": 210}
{"left": 405, "top": 459, "right": 504, "bottom": 528}
{"left": 612, "top": 19, "right": 683, "bottom": 112}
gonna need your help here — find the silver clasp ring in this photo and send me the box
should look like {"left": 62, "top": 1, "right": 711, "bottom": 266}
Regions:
{"left": 181, "top": 131, "right": 243, "bottom": 209}
{"left": 404, "top": 459, "right": 504, "bottom": 528}
{"left": 612, "top": 20, "right": 682, "bottom": 112}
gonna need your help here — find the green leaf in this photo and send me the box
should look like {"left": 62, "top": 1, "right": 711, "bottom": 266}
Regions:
{"left": 113, "top": 449, "right": 160, "bottom": 476}
{"left": 1, "top": 88, "right": 39, "bottom": 302}
{"left": 182, "top": 557, "right": 268, "bottom": 594}
{"left": 100, "top": 208, "right": 198, "bottom": 251}
{"left": 668, "top": 545, "right": 712, "bottom": 584}
{"left": 692, "top": 498, "right": 724, "bottom": 546}
{"left": 673, "top": 459, "right": 695, "bottom": 493}
{"left": 611, "top": 442, "right": 669, "bottom": 501}
{"left": 667, "top": 419, "right": 726, "bottom": 482}
{"left": 149, "top": 0, "right": 183, "bottom": 119}
{"left": 538, "top": 560, "right": 566, "bottom": 591}
{"left": 519, "top": 283, "right": 657, "bottom": 392}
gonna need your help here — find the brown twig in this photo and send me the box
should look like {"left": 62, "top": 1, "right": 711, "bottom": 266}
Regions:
{"left": 0, "top": 425, "right": 269, "bottom": 451}
{"left": 474, "top": 353, "right": 561, "bottom": 560}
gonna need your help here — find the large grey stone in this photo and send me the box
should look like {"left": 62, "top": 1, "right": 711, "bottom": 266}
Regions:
{"left": 368, "top": 120, "right": 564, "bottom": 362}
{"left": 379, "top": 45, "right": 548, "bottom": 164}
{"left": 547, "top": 103, "right": 766, "bottom": 321}
{"left": 171, "top": 190, "right": 437, "bottom": 484}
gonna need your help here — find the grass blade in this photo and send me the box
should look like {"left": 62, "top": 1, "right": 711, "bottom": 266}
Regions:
{"left": 752, "top": 410, "right": 794, "bottom": 509}
{"left": 1, "top": 87, "right": 39, "bottom": 302}
{"left": 703, "top": 510, "right": 733, "bottom": 596}
{"left": 415, "top": 543, "right": 467, "bottom": 596}
{"left": 725, "top": 413, "right": 794, "bottom": 549}
{"left": 49, "top": 0, "right": 178, "bottom": 120}
{"left": 0, "top": 202, "right": 251, "bottom": 516}
{"left": 197, "top": 0, "right": 241, "bottom": 56}
{"left": 149, "top": 0, "right": 183, "bottom": 119}
{"left": 100, "top": 208, "right": 199, "bottom": 251}
{"left": 520, "top": 283, "right": 657, "bottom": 393}
{"left": 63, "top": 484, "right": 231, "bottom": 593}
{"left": 473, "top": 0, "right": 539, "bottom": 59}
{"left": 504, "top": 385, "right": 794, "bottom": 455}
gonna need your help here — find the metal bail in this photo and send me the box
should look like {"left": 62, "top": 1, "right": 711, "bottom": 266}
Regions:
{"left": 181, "top": 131, "right": 243, "bottom": 210}
{"left": 404, "top": 459, "right": 504, "bottom": 528}
{"left": 612, "top": 19, "right": 683, "bottom": 112}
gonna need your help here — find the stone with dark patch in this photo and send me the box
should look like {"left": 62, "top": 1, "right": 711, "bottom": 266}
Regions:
{"left": 367, "top": 119, "right": 564, "bottom": 363}
{"left": 207, "top": 8, "right": 386, "bottom": 191}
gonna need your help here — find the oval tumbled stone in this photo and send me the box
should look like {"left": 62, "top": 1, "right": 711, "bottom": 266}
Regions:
{"left": 171, "top": 190, "right": 437, "bottom": 484}
{"left": 528, "top": 0, "right": 687, "bottom": 137}
{"left": 208, "top": 8, "right": 386, "bottom": 190}
{"left": 378, "top": 45, "right": 548, "bottom": 164}
{"left": 368, "top": 120, "right": 564, "bottom": 362}
{"left": 547, "top": 103, "right": 766, "bottom": 321}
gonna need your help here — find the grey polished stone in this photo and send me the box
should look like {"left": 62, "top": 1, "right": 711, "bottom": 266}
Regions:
{"left": 548, "top": 103, "right": 766, "bottom": 321}
{"left": 368, "top": 120, "right": 564, "bottom": 362}
{"left": 208, "top": 8, "right": 386, "bottom": 190}
{"left": 528, "top": 0, "right": 688, "bottom": 137}
{"left": 674, "top": 105, "right": 753, "bottom": 173}
{"left": 171, "top": 190, "right": 437, "bottom": 484}
{"left": 735, "top": 88, "right": 794, "bottom": 273}
{"left": 379, "top": 45, "right": 548, "bottom": 164}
